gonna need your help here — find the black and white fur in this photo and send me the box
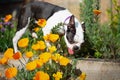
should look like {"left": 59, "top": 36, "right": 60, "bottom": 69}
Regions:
{"left": 13, "top": 1, "right": 84, "bottom": 54}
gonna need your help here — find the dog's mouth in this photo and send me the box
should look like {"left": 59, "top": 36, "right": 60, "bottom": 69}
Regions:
{"left": 67, "top": 44, "right": 80, "bottom": 54}
{"left": 68, "top": 48, "right": 74, "bottom": 54}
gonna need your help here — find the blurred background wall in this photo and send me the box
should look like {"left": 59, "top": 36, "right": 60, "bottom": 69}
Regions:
{"left": 0, "top": 0, "right": 120, "bottom": 23}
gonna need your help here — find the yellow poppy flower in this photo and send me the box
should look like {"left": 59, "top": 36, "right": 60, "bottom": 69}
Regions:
{"left": 33, "top": 71, "right": 50, "bottom": 80}
{"left": 52, "top": 53, "right": 61, "bottom": 62}
{"left": 59, "top": 56, "right": 70, "bottom": 66}
{"left": 18, "top": 38, "right": 29, "bottom": 48}
{"left": 48, "top": 34, "right": 59, "bottom": 43}
{"left": 4, "top": 14, "right": 12, "bottom": 22}
{"left": 43, "top": 34, "right": 49, "bottom": 41}
{"left": 32, "top": 41, "right": 46, "bottom": 51}
{"left": 35, "top": 59, "right": 44, "bottom": 68}
{"left": 13, "top": 52, "right": 22, "bottom": 60}
{"left": 48, "top": 46, "right": 57, "bottom": 53}
{"left": 39, "top": 52, "right": 51, "bottom": 63}
{"left": 33, "top": 27, "right": 40, "bottom": 32}
{"left": 37, "top": 40, "right": 46, "bottom": 50}
{"left": 4, "top": 48, "right": 13, "bottom": 59}
{"left": 93, "top": 10, "right": 101, "bottom": 15}
{"left": 0, "top": 57, "right": 8, "bottom": 64}
{"left": 25, "top": 51, "right": 33, "bottom": 58}
{"left": 32, "top": 43, "right": 40, "bottom": 51}
{"left": 26, "top": 61, "right": 37, "bottom": 71}
{"left": 5, "top": 67, "right": 17, "bottom": 79}
{"left": 53, "top": 71, "right": 63, "bottom": 80}
{"left": 37, "top": 19, "right": 47, "bottom": 27}
{"left": 79, "top": 72, "right": 86, "bottom": 80}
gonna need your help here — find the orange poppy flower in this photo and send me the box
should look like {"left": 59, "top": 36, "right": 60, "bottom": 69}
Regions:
{"left": 18, "top": 38, "right": 29, "bottom": 48}
{"left": 4, "top": 14, "right": 12, "bottom": 22}
{"left": 33, "top": 71, "right": 50, "bottom": 80}
{"left": 5, "top": 67, "right": 17, "bottom": 79}
{"left": 13, "top": 52, "right": 22, "bottom": 60}
{"left": 37, "top": 19, "right": 47, "bottom": 27}
{"left": 35, "top": 59, "right": 44, "bottom": 68}
{"left": 93, "top": 10, "right": 101, "bottom": 15}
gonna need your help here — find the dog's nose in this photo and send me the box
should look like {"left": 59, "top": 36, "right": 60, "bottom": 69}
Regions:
{"left": 73, "top": 46, "right": 79, "bottom": 50}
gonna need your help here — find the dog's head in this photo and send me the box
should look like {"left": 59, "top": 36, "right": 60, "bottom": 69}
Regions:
{"left": 64, "top": 15, "right": 84, "bottom": 54}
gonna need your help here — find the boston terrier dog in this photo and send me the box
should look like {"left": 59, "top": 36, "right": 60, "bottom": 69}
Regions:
{"left": 13, "top": 1, "right": 84, "bottom": 54}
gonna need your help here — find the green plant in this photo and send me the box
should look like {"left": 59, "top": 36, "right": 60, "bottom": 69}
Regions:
{"left": 0, "top": 15, "right": 16, "bottom": 52}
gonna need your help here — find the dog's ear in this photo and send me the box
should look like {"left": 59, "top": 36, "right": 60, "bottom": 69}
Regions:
{"left": 69, "top": 15, "right": 75, "bottom": 25}
{"left": 67, "top": 15, "right": 76, "bottom": 35}
{"left": 66, "top": 15, "right": 76, "bottom": 44}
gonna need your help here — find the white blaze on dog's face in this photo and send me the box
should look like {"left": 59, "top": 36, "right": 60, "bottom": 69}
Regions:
{"left": 64, "top": 15, "right": 84, "bottom": 54}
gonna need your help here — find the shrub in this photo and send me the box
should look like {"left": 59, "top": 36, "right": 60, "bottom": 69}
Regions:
{"left": 80, "top": 0, "right": 120, "bottom": 59}
{"left": 106, "top": 0, "right": 120, "bottom": 59}
{"left": 79, "top": 0, "right": 101, "bottom": 58}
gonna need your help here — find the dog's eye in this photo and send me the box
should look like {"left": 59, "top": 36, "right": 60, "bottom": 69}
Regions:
{"left": 67, "top": 27, "right": 71, "bottom": 32}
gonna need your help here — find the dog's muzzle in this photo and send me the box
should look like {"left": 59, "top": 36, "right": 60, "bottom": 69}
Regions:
{"left": 73, "top": 45, "right": 79, "bottom": 51}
